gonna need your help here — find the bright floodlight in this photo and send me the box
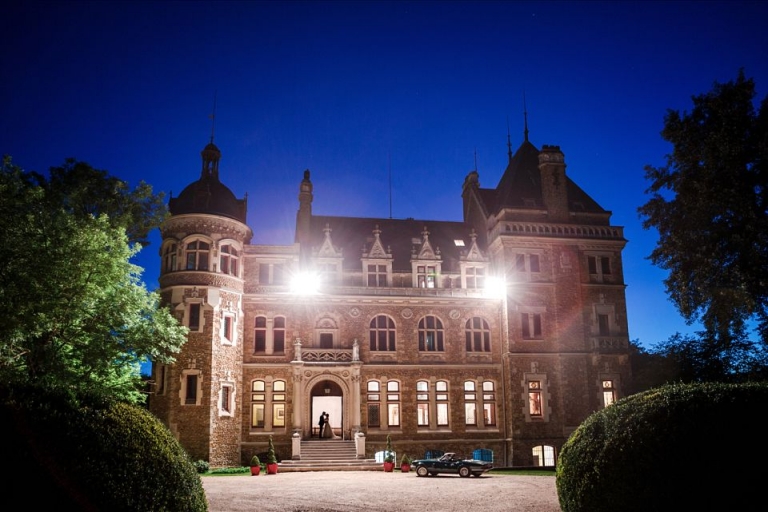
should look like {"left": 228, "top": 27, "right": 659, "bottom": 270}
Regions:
{"left": 290, "top": 272, "right": 321, "bottom": 295}
{"left": 484, "top": 276, "right": 506, "bottom": 299}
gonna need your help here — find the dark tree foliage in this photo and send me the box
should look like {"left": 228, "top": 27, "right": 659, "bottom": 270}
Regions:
{"left": 638, "top": 70, "right": 768, "bottom": 349}
{"left": 31, "top": 158, "right": 168, "bottom": 247}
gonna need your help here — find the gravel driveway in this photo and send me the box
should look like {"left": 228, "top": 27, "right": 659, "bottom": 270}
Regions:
{"left": 202, "top": 471, "right": 561, "bottom": 512}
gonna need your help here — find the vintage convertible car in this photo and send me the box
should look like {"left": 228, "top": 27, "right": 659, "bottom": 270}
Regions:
{"left": 411, "top": 452, "right": 493, "bottom": 477}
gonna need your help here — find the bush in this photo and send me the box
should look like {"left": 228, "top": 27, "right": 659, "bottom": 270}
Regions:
{"left": 250, "top": 455, "right": 260, "bottom": 466}
{"left": 556, "top": 381, "right": 768, "bottom": 512}
{"left": 2, "top": 384, "right": 207, "bottom": 511}
{"left": 193, "top": 460, "right": 210, "bottom": 474}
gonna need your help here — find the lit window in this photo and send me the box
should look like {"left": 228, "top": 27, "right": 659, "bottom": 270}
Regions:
{"left": 185, "top": 240, "right": 210, "bottom": 270}
{"left": 532, "top": 445, "right": 556, "bottom": 466}
{"left": 369, "top": 315, "right": 396, "bottom": 351}
{"left": 387, "top": 381, "right": 400, "bottom": 427}
{"left": 465, "top": 317, "right": 491, "bottom": 352}
{"left": 417, "top": 265, "right": 436, "bottom": 288}
{"left": 418, "top": 315, "right": 444, "bottom": 352}
{"left": 251, "top": 380, "right": 265, "bottom": 428}
{"left": 602, "top": 379, "right": 616, "bottom": 407}
{"left": 528, "top": 380, "right": 543, "bottom": 417}
{"left": 464, "top": 381, "right": 477, "bottom": 425}
{"left": 482, "top": 381, "right": 496, "bottom": 426}
{"left": 367, "top": 380, "right": 380, "bottom": 428}
{"left": 273, "top": 380, "right": 286, "bottom": 427}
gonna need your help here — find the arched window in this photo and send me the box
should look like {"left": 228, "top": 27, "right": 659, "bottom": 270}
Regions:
{"left": 220, "top": 244, "right": 239, "bottom": 276}
{"left": 418, "top": 315, "right": 444, "bottom": 351}
{"left": 465, "top": 317, "right": 491, "bottom": 352}
{"left": 185, "top": 240, "right": 210, "bottom": 270}
{"left": 369, "top": 315, "right": 396, "bottom": 351}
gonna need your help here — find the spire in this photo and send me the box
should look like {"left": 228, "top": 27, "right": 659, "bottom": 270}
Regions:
{"left": 523, "top": 92, "right": 529, "bottom": 142}
{"left": 506, "top": 117, "right": 513, "bottom": 162}
{"left": 474, "top": 148, "right": 478, "bottom": 171}
{"left": 201, "top": 92, "right": 221, "bottom": 180}
{"left": 209, "top": 91, "right": 217, "bottom": 144}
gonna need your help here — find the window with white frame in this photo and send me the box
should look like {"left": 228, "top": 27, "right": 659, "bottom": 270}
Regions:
{"left": 369, "top": 315, "right": 396, "bottom": 351}
{"left": 465, "top": 317, "right": 491, "bottom": 352}
{"left": 366, "top": 264, "right": 388, "bottom": 287}
{"left": 251, "top": 380, "right": 266, "bottom": 428}
{"left": 602, "top": 379, "right": 616, "bottom": 407}
{"left": 464, "top": 381, "right": 477, "bottom": 425}
{"left": 272, "top": 380, "right": 286, "bottom": 427}
{"left": 180, "top": 369, "right": 202, "bottom": 406}
{"left": 220, "top": 244, "right": 239, "bottom": 276}
{"left": 416, "top": 265, "right": 436, "bottom": 288}
{"left": 482, "top": 381, "right": 496, "bottom": 426}
{"left": 185, "top": 240, "right": 210, "bottom": 270}
{"left": 465, "top": 266, "right": 485, "bottom": 289}
{"left": 526, "top": 378, "right": 547, "bottom": 420}
{"left": 418, "top": 315, "right": 444, "bottom": 352}
{"left": 387, "top": 381, "right": 400, "bottom": 427}
{"left": 416, "top": 381, "right": 429, "bottom": 426}
{"left": 532, "top": 445, "right": 556, "bottom": 466}
{"left": 367, "top": 380, "right": 381, "bottom": 428}
{"left": 436, "top": 380, "right": 449, "bottom": 426}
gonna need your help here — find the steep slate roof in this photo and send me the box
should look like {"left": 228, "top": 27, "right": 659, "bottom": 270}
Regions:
{"left": 307, "top": 215, "right": 481, "bottom": 273}
{"left": 491, "top": 139, "right": 605, "bottom": 214}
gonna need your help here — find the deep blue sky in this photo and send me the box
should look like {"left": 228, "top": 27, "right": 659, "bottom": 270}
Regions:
{"left": 3, "top": 1, "right": 767, "bottom": 348}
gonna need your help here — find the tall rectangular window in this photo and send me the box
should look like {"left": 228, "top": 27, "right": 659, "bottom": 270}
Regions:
{"left": 417, "top": 265, "right": 436, "bottom": 288}
{"left": 436, "top": 380, "right": 449, "bottom": 426}
{"left": 274, "top": 316, "right": 285, "bottom": 352}
{"left": 387, "top": 381, "right": 400, "bottom": 427}
{"left": 185, "top": 374, "right": 197, "bottom": 405}
{"left": 598, "top": 314, "right": 610, "bottom": 336}
{"left": 223, "top": 316, "right": 233, "bottom": 342}
{"left": 189, "top": 303, "right": 201, "bottom": 331}
{"left": 602, "top": 380, "right": 616, "bottom": 407}
{"left": 528, "top": 380, "right": 543, "bottom": 417}
{"left": 522, "top": 313, "right": 542, "bottom": 339}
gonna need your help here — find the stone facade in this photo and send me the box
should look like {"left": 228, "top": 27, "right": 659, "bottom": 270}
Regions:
{"left": 149, "top": 133, "right": 631, "bottom": 468}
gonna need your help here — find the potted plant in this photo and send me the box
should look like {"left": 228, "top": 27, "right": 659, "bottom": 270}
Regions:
{"left": 400, "top": 454, "right": 412, "bottom": 473}
{"left": 249, "top": 455, "right": 261, "bottom": 476}
{"left": 383, "top": 434, "right": 395, "bottom": 472}
{"left": 265, "top": 435, "right": 279, "bottom": 474}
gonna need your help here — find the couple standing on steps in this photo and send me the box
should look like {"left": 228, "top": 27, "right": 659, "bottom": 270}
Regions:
{"left": 317, "top": 411, "right": 338, "bottom": 439}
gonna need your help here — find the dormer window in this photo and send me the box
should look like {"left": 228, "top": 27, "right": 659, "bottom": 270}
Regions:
{"left": 417, "top": 265, "right": 436, "bottom": 288}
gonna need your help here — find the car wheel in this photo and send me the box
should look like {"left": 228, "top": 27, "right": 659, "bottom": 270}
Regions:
{"left": 416, "top": 466, "right": 429, "bottom": 477}
{"left": 459, "top": 466, "right": 471, "bottom": 478}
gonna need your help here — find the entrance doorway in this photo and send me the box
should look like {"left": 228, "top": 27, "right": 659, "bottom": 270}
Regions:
{"left": 311, "top": 380, "right": 343, "bottom": 438}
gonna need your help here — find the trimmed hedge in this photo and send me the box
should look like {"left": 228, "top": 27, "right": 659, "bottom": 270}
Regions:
{"left": 556, "top": 381, "right": 768, "bottom": 512}
{"left": 2, "top": 385, "right": 207, "bottom": 511}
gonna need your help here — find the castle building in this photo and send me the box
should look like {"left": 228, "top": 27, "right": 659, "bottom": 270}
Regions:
{"left": 149, "top": 129, "right": 631, "bottom": 468}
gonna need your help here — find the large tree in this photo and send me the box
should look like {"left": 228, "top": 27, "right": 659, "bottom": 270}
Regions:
{"left": 638, "top": 70, "right": 768, "bottom": 349}
{"left": 0, "top": 157, "right": 186, "bottom": 402}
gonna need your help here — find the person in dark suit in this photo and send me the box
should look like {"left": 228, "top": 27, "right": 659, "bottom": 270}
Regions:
{"left": 318, "top": 411, "right": 325, "bottom": 438}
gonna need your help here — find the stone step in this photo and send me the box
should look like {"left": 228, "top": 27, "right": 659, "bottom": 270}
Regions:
{"left": 277, "top": 439, "right": 384, "bottom": 472}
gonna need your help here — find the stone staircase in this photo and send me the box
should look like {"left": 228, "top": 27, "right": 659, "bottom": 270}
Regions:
{"left": 278, "top": 439, "right": 380, "bottom": 472}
